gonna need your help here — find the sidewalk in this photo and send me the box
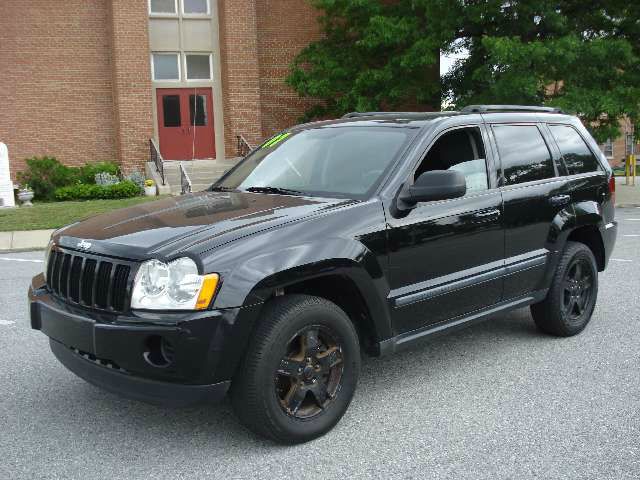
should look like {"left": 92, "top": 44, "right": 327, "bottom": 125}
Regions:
{"left": 615, "top": 176, "right": 640, "bottom": 207}
{"left": 0, "top": 229, "right": 54, "bottom": 252}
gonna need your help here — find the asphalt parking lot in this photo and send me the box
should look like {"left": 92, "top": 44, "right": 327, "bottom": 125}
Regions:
{"left": 2, "top": 207, "right": 639, "bottom": 479}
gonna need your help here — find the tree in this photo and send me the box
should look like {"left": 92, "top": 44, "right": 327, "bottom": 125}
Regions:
{"left": 287, "top": 0, "right": 640, "bottom": 141}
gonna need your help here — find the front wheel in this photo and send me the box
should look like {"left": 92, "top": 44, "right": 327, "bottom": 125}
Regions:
{"left": 531, "top": 241, "right": 598, "bottom": 336}
{"left": 231, "top": 294, "right": 360, "bottom": 444}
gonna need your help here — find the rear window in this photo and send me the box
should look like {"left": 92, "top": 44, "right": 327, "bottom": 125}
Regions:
{"left": 492, "top": 125, "right": 555, "bottom": 185}
{"left": 548, "top": 124, "right": 602, "bottom": 175}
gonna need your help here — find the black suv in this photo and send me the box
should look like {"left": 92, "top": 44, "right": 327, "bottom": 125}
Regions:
{"left": 29, "top": 106, "right": 617, "bottom": 444}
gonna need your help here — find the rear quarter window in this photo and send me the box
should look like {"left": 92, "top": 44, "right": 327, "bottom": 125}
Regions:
{"left": 548, "top": 124, "right": 602, "bottom": 175}
{"left": 492, "top": 125, "right": 555, "bottom": 185}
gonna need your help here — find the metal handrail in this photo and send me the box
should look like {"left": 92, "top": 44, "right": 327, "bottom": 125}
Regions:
{"left": 236, "top": 135, "right": 254, "bottom": 157}
{"left": 180, "top": 162, "right": 192, "bottom": 195}
{"left": 149, "top": 138, "right": 165, "bottom": 185}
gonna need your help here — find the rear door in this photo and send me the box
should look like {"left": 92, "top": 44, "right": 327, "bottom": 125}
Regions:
{"left": 545, "top": 123, "right": 607, "bottom": 207}
{"left": 489, "top": 122, "right": 571, "bottom": 300}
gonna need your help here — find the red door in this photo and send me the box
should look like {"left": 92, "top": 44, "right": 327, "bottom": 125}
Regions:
{"left": 156, "top": 88, "right": 216, "bottom": 160}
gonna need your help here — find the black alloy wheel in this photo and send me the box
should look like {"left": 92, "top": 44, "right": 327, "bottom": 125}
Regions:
{"left": 275, "top": 326, "right": 344, "bottom": 419}
{"left": 231, "top": 294, "right": 360, "bottom": 444}
{"left": 562, "top": 257, "right": 595, "bottom": 321}
{"left": 531, "top": 241, "right": 599, "bottom": 336}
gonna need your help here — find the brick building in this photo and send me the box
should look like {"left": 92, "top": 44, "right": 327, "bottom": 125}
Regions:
{"left": 0, "top": 0, "right": 321, "bottom": 178}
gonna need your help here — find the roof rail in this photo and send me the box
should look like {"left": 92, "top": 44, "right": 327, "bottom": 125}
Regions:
{"left": 460, "top": 105, "right": 564, "bottom": 114}
{"left": 341, "top": 112, "right": 423, "bottom": 118}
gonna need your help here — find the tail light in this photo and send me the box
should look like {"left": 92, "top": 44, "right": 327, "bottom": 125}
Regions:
{"left": 608, "top": 175, "right": 616, "bottom": 204}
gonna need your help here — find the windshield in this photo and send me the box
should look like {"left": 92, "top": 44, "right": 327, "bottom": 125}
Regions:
{"left": 214, "top": 126, "right": 417, "bottom": 199}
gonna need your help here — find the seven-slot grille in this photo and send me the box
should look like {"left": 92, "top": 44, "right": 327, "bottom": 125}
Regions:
{"left": 46, "top": 249, "right": 132, "bottom": 312}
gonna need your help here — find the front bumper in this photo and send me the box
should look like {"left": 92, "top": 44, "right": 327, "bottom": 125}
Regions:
{"left": 28, "top": 274, "right": 247, "bottom": 407}
{"left": 49, "top": 338, "right": 229, "bottom": 407}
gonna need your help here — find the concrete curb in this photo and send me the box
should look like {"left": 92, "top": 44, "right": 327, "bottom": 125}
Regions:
{"left": 0, "top": 229, "right": 54, "bottom": 252}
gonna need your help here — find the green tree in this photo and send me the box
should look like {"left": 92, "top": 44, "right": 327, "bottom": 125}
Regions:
{"left": 288, "top": 0, "right": 640, "bottom": 141}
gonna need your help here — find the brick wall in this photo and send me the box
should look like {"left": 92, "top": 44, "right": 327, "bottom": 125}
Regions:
{"left": 109, "top": 0, "right": 154, "bottom": 174}
{"left": 255, "top": 0, "right": 322, "bottom": 139}
{"left": 217, "top": 0, "right": 321, "bottom": 156}
{"left": 0, "top": 0, "right": 117, "bottom": 178}
{"left": 217, "top": 0, "right": 264, "bottom": 156}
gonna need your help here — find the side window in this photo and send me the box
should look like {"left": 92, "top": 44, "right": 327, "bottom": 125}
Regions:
{"left": 492, "top": 125, "right": 555, "bottom": 185}
{"left": 548, "top": 125, "right": 602, "bottom": 175}
{"left": 415, "top": 127, "right": 489, "bottom": 193}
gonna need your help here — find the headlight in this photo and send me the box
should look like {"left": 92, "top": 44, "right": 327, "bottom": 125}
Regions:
{"left": 43, "top": 239, "right": 54, "bottom": 282}
{"left": 131, "top": 257, "right": 219, "bottom": 310}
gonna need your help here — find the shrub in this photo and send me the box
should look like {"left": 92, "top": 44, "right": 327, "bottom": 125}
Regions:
{"left": 125, "top": 171, "right": 145, "bottom": 190}
{"left": 78, "top": 161, "right": 120, "bottom": 184}
{"left": 95, "top": 172, "right": 120, "bottom": 186}
{"left": 16, "top": 156, "right": 79, "bottom": 201}
{"left": 54, "top": 180, "right": 142, "bottom": 201}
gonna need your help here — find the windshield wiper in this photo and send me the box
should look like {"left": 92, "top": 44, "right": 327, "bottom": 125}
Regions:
{"left": 244, "top": 186, "right": 304, "bottom": 196}
{"left": 209, "top": 186, "right": 237, "bottom": 192}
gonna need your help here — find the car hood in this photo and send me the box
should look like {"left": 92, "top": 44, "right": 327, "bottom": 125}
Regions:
{"left": 54, "top": 191, "right": 352, "bottom": 260}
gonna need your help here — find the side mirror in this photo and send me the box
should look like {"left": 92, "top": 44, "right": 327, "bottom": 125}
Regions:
{"left": 399, "top": 170, "right": 466, "bottom": 209}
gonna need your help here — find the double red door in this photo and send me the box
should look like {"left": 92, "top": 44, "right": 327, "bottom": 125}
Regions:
{"left": 156, "top": 88, "right": 215, "bottom": 160}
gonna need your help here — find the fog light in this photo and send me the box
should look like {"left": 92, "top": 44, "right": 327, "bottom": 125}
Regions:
{"left": 143, "top": 335, "right": 174, "bottom": 368}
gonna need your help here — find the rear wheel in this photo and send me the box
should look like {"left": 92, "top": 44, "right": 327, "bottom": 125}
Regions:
{"left": 531, "top": 241, "right": 598, "bottom": 336}
{"left": 231, "top": 294, "right": 360, "bottom": 444}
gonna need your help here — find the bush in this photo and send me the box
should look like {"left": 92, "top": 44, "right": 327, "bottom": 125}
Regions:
{"left": 95, "top": 172, "right": 120, "bottom": 186}
{"left": 54, "top": 180, "right": 142, "bottom": 201}
{"left": 125, "top": 171, "right": 146, "bottom": 190}
{"left": 78, "top": 161, "right": 120, "bottom": 184}
{"left": 16, "top": 156, "right": 79, "bottom": 201}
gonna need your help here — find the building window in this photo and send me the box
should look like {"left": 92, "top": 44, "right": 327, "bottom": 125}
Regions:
{"left": 183, "top": 0, "right": 209, "bottom": 15}
{"left": 149, "top": 0, "right": 177, "bottom": 15}
{"left": 185, "top": 54, "right": 212, "bottom": 80}
{"left": 601, "top": 139, "right": 613, "bottom": 158}
{"left": 152, "top": 53, "right": 180, "bottom": 81}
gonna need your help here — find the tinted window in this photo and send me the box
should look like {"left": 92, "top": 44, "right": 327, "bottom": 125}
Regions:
{"left": 493, "top": 125, "right": 555, "bottom": 185}
{"left": 189, "top": 95, "right": 207, "bottom": 126}
{"left": 217, "top": 126, "right": 417, "bottom": 198}
{"left": 162, "top": 95, "right": 181, "bottom": 127}
{"left": 416, "top": 127, "right": 488, "bottom": 193}
{"left": 549, "top": 125, "right": 601, "bottom": 175}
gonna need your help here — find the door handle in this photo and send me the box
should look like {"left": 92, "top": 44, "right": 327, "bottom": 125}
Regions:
{"left": 549, "top": 194, "right": 571, "bottom": 207}
{"left": 472, "top": 209, "right": 501, "bottom": 222}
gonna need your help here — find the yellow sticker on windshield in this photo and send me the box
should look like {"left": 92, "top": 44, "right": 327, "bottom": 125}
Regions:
{"left": 262, "top": 132, "right": 291, "bottom": 148}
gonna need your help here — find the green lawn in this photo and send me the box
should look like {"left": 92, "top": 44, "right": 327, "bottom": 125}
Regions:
{"left": 0, "top": 196, "right": 164, "bottom": 232}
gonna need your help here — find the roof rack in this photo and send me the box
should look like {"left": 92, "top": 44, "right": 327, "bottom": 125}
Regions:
{"left": 460, "top": 105, "right": 564, "bottom": 114}
{"left": 341, "top": 112, "right": 427, "bottom": 118}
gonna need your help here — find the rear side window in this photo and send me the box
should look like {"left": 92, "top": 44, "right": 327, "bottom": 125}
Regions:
{"left": 492, "top": 125, "right": 555, "bottom": 185}
{"left": 548, "top": 125, "right": 602, "bottom": 175}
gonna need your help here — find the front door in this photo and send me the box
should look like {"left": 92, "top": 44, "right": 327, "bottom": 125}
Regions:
{"left": 386, "top": 124, "right": 505, "bottom": 335}
{"left": 156, "top": 88, "right": 215, "bottom": 160}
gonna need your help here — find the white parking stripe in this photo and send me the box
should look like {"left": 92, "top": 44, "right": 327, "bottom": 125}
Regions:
{"left": 0, "top": 258, "right": 43, "bottom": 263}
{"left": 611, "top": 258, "right": 633, "bottom": 263}
{"left": 624, "top": 234, "right": 640, "bottom": 237}
{"left": 0, "top": 320, "right": 15, "bottom": 326}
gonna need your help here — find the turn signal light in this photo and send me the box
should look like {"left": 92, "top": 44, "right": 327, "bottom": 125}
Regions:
{"left": 195, "top": 273, "right": 219, "bottom": 310}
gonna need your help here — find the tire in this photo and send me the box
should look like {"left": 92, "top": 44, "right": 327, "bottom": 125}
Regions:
{"left": 230, "top": 294, "right": 360, "bottom": 444}
{"left": 531, "top": 241, "right": 599, "bottom": 336}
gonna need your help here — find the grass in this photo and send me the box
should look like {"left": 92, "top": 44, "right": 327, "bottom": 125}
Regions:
{"left": 0, "top": 196, "right": 164, "bottom": 232}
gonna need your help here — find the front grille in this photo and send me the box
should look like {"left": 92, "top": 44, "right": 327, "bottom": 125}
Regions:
{"left": 46, "top": 249, "right": 133, "bottom": 313}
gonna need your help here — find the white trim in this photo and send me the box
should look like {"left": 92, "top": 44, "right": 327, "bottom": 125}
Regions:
{"left": 148, "top": 0, "right": 178, "bottom": 16}
{"left": 184, "top": 53, "right": 213, "bottom": 81}
{"left": 151, "top": 52, "right": 181, "bottom": 81}
{"left": 181, "top": 0, "right": 211, "bottom": 16}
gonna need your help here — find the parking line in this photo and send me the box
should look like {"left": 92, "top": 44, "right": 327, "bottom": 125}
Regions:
{"left": 611, "top": 258, "right": 633, "bottom": 263}
{"left": 0, "top": 258, "right": 43, "bottom": 263}
{"left": 624, "top": 234, "right": 640, "bottom": 237}
{"left": 0, "top": 320, "right": 16, "bottom": 326}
